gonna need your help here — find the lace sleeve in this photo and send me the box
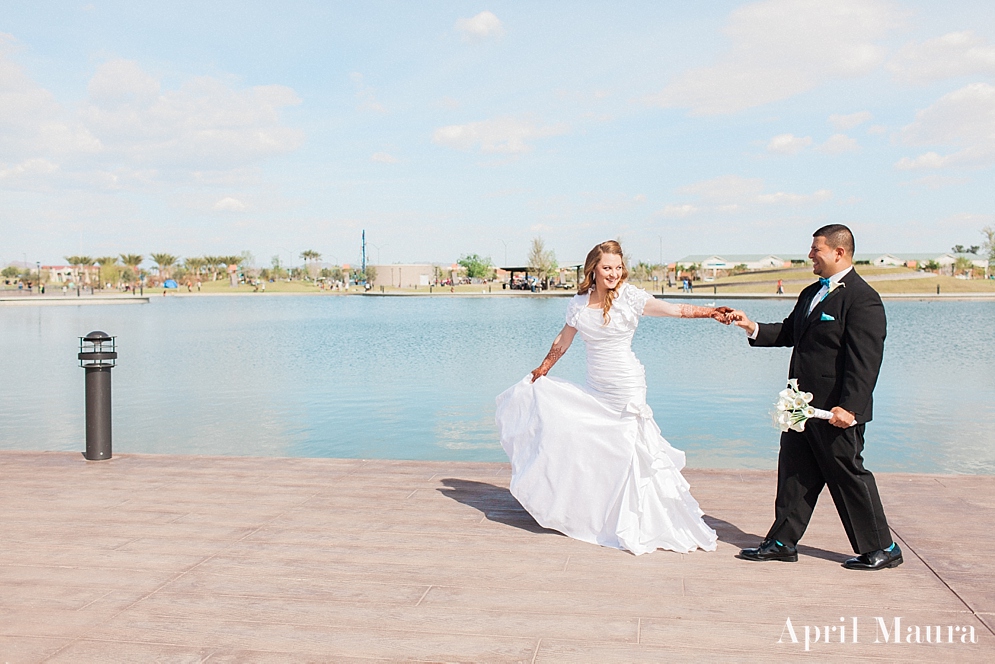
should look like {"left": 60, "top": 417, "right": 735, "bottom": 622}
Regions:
{"left": 565, "top": 294, "right": 586, "bottom": 327}
{"left": 623, "top": 284, "right": 654, "bottom": 316}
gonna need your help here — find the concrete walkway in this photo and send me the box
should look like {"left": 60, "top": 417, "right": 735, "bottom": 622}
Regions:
{"left": 0, "top": 295, "right": 149, "bottom": 306}
{"left": 1, "top": 452, "right": 991, "bottom": 662}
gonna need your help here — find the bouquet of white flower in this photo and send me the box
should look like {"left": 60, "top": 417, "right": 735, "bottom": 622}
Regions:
{"left": 772, "top": 379, "right": 834, "bottom": 432}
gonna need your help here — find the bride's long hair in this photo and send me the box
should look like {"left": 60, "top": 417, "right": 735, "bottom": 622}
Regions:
{"left": 578, "top": 240, "right": 628, "bottom": 325}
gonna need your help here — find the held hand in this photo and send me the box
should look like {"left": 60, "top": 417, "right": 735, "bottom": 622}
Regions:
{"left": 829, "top": 407, "right": 856, "bottom": 428}
{"left": 711, "top": 306, "right": 735, "bottom": 324}
{"left": 728, "top": 310, "right": 757, "bottom": 335}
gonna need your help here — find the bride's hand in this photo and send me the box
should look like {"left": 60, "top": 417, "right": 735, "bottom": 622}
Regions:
{"left": 711, "top": 306, "right": 735, "bottom": 324}
{"left": 530, "top": 367, "right": 547, "bottom": 382}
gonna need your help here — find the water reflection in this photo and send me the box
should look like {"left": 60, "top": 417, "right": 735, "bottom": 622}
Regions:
{"left": 1, "top": 296, "right": 993, "bottom": 474}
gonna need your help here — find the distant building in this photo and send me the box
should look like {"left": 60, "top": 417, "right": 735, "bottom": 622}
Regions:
{"left": 42, "top": 265, "right": 97, "bottom": 284}
{"left": 369, "top": 264, "right": 437, "bottom": 288}
{"left": 676, "top": 254, "right": 791, "bottom": 278}
{"left": 934, "top": 252, "right": 989, "bottom": 276}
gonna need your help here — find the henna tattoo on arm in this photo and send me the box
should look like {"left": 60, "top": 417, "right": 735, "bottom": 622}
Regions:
{"left": 531, "top": 345, "right": 566, "bottom": 382}
{"left": 679, "top": 304, "right": 735, "bottom": 323}
{"left": 679, "top": 304, "right": 715, "bottom": 318}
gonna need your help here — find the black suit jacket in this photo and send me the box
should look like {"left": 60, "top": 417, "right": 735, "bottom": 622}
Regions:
{"left": 751, "top": 269, "right": 886, "bottom": 424}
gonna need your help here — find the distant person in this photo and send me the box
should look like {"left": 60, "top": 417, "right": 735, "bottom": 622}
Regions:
{"left": 777, "top": 279, "right": 784, "bottom": 294}
{"left": 496, "top": 240, "right": 734, "bottom": 555}
{"left": 729, "top": 225, "right": 901, "bottom": 571}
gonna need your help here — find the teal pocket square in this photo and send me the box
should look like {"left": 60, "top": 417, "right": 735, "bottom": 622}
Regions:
{"left": 820, "top": 313, "right": 835, "bottom": 321}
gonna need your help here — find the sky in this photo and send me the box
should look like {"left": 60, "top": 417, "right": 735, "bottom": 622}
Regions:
{"left": 1, "top": 0, "right": 994, "bottom": 269}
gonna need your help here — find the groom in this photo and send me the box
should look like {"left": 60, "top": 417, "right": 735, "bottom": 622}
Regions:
{"left": 729, "top": 225, "right": 902, "bottom": 570}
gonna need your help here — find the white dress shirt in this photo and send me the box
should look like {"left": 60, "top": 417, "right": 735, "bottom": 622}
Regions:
{"left": 748, "top": 266, "right": 853, "bottom": 340}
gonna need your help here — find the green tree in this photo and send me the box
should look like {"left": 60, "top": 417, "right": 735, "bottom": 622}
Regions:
{"left": 458, "top": 253, "right": 493, "bottom": 279}
{"left": 527, "top": 237, "right": 557, "bottom": 289}
{"left": 119, "top": 254, "right": 143, "bottom": 284}
{"left": 270, "top": 255, "right": 286, "bottom": 280}
{"left": 300, "top": 250, "right": 321, "bottom": 279}
{"left": 954, "top": 256, "right": 974, "bottom": 276}
{"left": 150, "top": 253, "right": 178, "bottom": 281}
{"left": 320, "top": 266, "right": 344, "bottom": 281}
{"left": 2, "top": 265, "right": 21, "bottom": 279}
{"left": 202, "top": 255, "right": 220, "bottom": 281}
{"left": 95, "top": 256, "right": 120, "bottom": 288}
{"left": 630, "top": 261, "right": 654, "bottom": 282}
{"left": 981, "top": 226, "right": 995, "bottom": 275}
{"left": 184, "top": 257, "right": 206, "bottom": 280}
{"left": 65, "top": 255, "right": 94, "bottom": 284}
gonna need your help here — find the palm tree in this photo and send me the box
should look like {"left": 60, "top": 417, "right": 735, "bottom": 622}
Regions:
{"left": 300, "top": 250, "right": 321, "bottom": 279}
{"left": 119, "top": 254, "right": 143, "bottom": 284}
{"left": 184, "top": 257, "right": 206, "bottom": 280}
{"left": 94, "top": 256, "right": 119, "bottom": 290}
{"left": 65, "top": 255, "right": 95, "bottom": 285}
{"left": 150, "top": 253, "right": 178, "bottom": 281}
{"left": 203, "top": 255, "right": 222, "bottom": 281}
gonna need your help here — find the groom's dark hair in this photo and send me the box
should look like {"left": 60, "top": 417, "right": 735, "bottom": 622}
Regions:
{"left": 814, "top": 224, "right": 854, "bottom": 257}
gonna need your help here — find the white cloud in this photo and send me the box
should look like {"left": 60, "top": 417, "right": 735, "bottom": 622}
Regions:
{"left": 816, "top": 133, "right": 861, "bottom": 154}
{"left": 866, "top": 124, "right": 888, "bottom": 135}
{"left": 432, "top": 117, "right": 569, "bottom": 154}
{"left": 888, "top": 31, "right": 995, "bottom": 85}
{"left": 901, "top": 174, "right": 970, "bottom": 190}
{"left": 679, "top": 175, "right": 764, "bottom": 202}
{"left": 646, "top": 0, "right": 897, "bottom": 115}
{"left": 585, "top": 192, "right": 648, "bottom": 213}
{"left": 766, "top": 133, "right": 812, "bottom": 155}
{"left": 0, "top": 43, "right": 304, "bottom": 200}
{"left": 213, "top": 196, "right": 247, "bottom": 211}
{"left": 756, "top": 189, "right": 831, "bottom": 204}
{"left": 829, "top": 111, "right": 872, "bottom": 130}
{"left": 659, "top": 204, "right": 699, "bottom": 218}
{"left": 455, "top": 11, "right": 504, "bottom": 42}
{"left": 349, "top": 72, "right": 386, "bottom": 114}
{"left": 0, "top": 157, "right": 58, "bottom": 181}
{"left": 896, "top": 82, "right": 995, "bottom": 169}
{"left": 0, "top": 35, "right": 101, "bottom": 161}
{"left": 79, "top": 63, "right": 303, "bottom": 169}
{"left": 676, "top": 174, "right": 831, "bottom": 208}
{"left": 370, "top": 151, "right": 399, "bottom": 164}
{"left": 894, "top": 152, "right": 945, "bottom": 170}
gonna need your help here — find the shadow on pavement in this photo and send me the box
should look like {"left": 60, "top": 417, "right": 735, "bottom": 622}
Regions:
{"left": 437, "top": 478, "right": 563, "bottom": 536}
{"left": 704, "top": 514, "right": 849, "bottom": 563}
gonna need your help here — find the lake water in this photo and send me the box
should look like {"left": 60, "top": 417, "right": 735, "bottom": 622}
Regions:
{"left": 2, "top": 295, "right": 994, "bottom": 474}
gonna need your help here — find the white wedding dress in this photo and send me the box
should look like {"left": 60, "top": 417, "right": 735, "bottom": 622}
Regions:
{"left": 495, "top": 283, "right": 717, "bottom": 555}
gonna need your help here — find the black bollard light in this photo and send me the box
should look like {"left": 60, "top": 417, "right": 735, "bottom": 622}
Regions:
{"left": 78, "top": 331, "right": 117, "bottom": 460}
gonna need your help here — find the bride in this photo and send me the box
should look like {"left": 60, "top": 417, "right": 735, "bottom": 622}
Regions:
{"left": 495, "top": 240, "right": 732, "bottom": 555}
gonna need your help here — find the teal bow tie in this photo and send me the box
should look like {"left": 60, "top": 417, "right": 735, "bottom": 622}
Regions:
{"left": 819, "top": 277, "right": 831, "bottom": 288}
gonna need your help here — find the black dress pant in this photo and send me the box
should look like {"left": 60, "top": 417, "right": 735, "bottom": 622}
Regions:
{"left": 766, "top": 420, "right": 892, "bottom": 554}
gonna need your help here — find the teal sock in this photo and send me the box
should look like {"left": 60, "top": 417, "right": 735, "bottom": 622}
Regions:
{"left": 775, "top": 540, "right": 784, "bottom": 547}
{"left": 885, "top": 542, "right": 896, "bottom": 552}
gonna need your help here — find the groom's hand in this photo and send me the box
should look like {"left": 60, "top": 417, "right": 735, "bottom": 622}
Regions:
{"left": 729, "top": 310, "right": 757, "bottom": 336}
{"left": 829, "top": 407, "right": 855, "bottom": 428}
{"left": 711, "top": 306, "right": 735, "bottom": 324}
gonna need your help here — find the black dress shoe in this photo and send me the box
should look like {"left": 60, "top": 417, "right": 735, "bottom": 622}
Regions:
{"left": 843, "top": 544, "right": 903, "bottom": 570}
{"left": 738, "top": 538, "right": 798, "bottom": 562}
